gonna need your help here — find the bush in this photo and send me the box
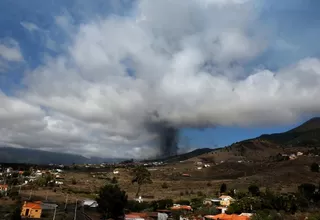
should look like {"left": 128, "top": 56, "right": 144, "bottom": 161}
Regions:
{"left": 197, "top": 191, "right": 204, "bottom": 197}
{"left": 71, "top": 178, "right": 77, "bottom": 185}
{"left": 194, "top": 206, "right": 218, "bottom": 216}
{"left": 150, "top": 199, "right": 173, "bottom": 211}
{"left": 248, "top": 184, "right": 260, "bottom": 196}
{"left": 310, "top": 163, "right": 319, "bottom": 172}
{"left": 161, "top": 182, "right": 169, "bottom": 189}
{"left": 220, "top": 183, "right": 227, "bottom": 194}
{"left": 175, "top": 199, "right": 190, "bottom": 205}
{"left": 126, "top": 200, "right": 150, "bottom": 212}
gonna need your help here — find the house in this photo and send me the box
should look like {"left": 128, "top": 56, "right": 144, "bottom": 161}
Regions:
{"left": 219, "top": 195, "right": 235, "bottom": 207}
{"left": 135, "top": 196, "right": 143, "bottom": 203}
{"left": 289, "top": 154, "right": 297, "bottom": 160}
{"left": 125, "top": 212, "right": 149, "bottom": 220}
{"left": 240, "top": 213, "right": 253, "bottom": 217}
{"left": 21, "top": 201, "right": 42, "bottom": 219}
{"left": 0, "top": 184, "right": 8, "bottom": 196}
{"left": 204, "top": 213, "right": 249, "bottom": 220}
{"left": 170, "top": 205, "right": 192, "bottom": 211}
{"left": 6, "top": 167, "right": 13, "bottom": 173}
{"left": 216, "top": 206, "right": 228, "bottom": 214}
{"left": 203, "top": 198, "right": 221, "bottom": 206}
{"left": 297, "top": 152, "right": 303, "bottom": 156}
{"left": 21, "top": 201, "right": 58, "bottom": 219}
{"left": 55, "top": 180, "right": 64, "bottom": 185}
{"left": 82, "top": 199, "right": 98, "bottom": 208}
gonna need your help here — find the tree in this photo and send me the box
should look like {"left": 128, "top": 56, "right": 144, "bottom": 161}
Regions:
{"left": 131, "top": 165, "right": 152, "bottom": 197}
{"left": 11, "top": 202, "right": 22, "bottom": 220}
{"left": 22, "top": 170, "right": 31, "bottom": 177}
{"left": 310, "top": 162, "right": 319, "bottom": 172}
{"left": 96, "top": 183, "right": 128, "bottom": 219}
{"left": 248, "top": 185, "right": 260, "bottom": 196}
{"left": 298, "top": 183, "right": 316, "bottom": 200}
{"left": 220, "top": 183, "right": 227, "bottom": 194}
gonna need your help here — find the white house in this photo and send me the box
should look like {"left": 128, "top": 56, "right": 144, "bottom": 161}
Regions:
{"left": 82, "top": 199, "right": 98, "bottom": 208}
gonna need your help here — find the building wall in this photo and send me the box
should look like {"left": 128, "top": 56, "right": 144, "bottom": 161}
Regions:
{"left": 21, "top": 207, "right": 42, "bottom": 218}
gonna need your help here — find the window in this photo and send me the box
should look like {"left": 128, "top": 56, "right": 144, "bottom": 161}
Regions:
{"left": 35, "top": 210, "right": 38, "bottom": 212}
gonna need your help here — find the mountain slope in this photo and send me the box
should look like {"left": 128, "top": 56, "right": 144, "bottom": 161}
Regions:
{"left": 192, "top": 117, "right": 320, "bottom": 163}
{"left": 259, "top": 117, "right": 320, "bottom": 146}
{"left": 143, "top": 148, "right": 215, "bottom": 163}
{"left": 0, "top": 147, "right": 121, "bottom": 165}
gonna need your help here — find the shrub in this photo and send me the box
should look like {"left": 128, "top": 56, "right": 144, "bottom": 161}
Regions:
{"left": 161, "top": 182, "right": 169, "bottom": 189}
{"left": 248, "top": 184, "right": 260, "bottom": 196}
{"left": 197, "top": 191, "right": 204, "bottom": 197}
{"left": 311, "top": 162, "right": 319, "bottom": 172}
{"left": 71, "top": 178, "right": 77, "bottom": 185}
{"left": 126, "top": 200, "right": 150, "bottom": 212}
{"left": 150, "top": 199, "right": 173, "bottom": 211}
{"left": 175, "top": 199, "right": 190, "bottom": 205}
{"left": 220, "top": 183, "right": 227, "bottom": 194}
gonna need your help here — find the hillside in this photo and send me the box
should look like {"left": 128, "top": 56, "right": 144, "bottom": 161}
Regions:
{"left": 190, "top": 117, "right": 320, "bottom": 164}
{"left": 0, "top": 147, "right": 122, "bottom": 165}
{"left": 143, "top": 148, "right": 215, "bottom": 163}
{"left": 259, "top": 117, "right": 320, "bottom": 146}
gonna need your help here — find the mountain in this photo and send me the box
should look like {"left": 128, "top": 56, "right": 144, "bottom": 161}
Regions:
{"left": 259, "top": 117, "right": 320, "bottom": 146}
{"left": 190, "top": 117, "right": 320, "bottom": 163}
{"left": 0, "top": 147, "right": 122, "bottom": 165}
{"left": 143, "top": 148, "right": 215, "bottom": 163}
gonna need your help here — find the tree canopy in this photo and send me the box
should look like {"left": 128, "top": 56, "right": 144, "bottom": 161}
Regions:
{"left": 131, "top": 165, "right": 152, "bottom": 197}
{"left": 96, "top": 183, "right": 128, "bottom": 219}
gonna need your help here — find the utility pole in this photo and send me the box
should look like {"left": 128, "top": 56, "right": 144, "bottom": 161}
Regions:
{"left": 73, "top": 199, "right": 78, "bottom": 220}
{"left": 45, "top": 191, "right": 48, "bottom": 201}
{"left": 18, "top": 184, "right": 22, "bottom": 194}
{"left": 64, "top": 194, "right": 69, "bottom": 210}
{"left": 52, "top": 206, "right": 57, "bottom": 220}
{"left": 29, "top": 190, "right": 32, "bottom": 200}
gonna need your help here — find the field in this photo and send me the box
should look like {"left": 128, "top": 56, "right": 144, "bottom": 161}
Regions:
{"left": 12, "top": 150, "right": 320, "bottom": 204}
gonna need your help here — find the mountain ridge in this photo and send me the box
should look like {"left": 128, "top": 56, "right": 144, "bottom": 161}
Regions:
{"left": 0, "top": 147, "right": 124, "bottom": 165}
{"left": 1, "top": 117, "right": 320, "bottom": 165}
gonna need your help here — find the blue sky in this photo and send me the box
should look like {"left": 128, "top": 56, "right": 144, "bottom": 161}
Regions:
{"left": 0, "top": 0, "right": 320, "bottom": 157}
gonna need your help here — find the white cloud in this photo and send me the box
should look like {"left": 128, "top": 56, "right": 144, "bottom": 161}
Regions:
{"left": 20, "top": 21, "right": 40, "bottom": 32}
{"left": 1, "top": 0, "right": 320, "bottom": 158}
{"left": 0, "top": 39, "right": 23, "bottom": 62}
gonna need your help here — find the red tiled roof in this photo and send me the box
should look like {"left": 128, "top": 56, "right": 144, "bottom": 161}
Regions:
{"left": 171, "top": 205, "right": 192, "bottom": 210}
{"left": 23, "top": 201, "right": 42, "bottom": 209}
{"left": 205, "top": 213, "right": 249, "bottom": 220}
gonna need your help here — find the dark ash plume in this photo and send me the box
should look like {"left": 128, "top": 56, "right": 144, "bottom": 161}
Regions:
{"left": 158, "top": 126, "right": 179, "bottom": 157}
{"left": 145, "top": 112, "right": 179, "bottom": 157}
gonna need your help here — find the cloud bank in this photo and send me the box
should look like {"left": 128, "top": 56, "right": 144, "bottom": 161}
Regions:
{"left": 1, "top": 0, "right": 320, "bottom": 158}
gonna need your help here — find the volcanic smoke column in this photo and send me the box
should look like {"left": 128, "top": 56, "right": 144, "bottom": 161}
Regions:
{"left": 158, "top": 126, "right": 179, "bottom": 157}
{"left": 145, "top": 118, "right": 179, "bottom": 157}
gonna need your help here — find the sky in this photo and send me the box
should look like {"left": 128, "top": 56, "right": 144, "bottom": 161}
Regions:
{"left": 0, "top": 0, "right": 320, "bottom": 159}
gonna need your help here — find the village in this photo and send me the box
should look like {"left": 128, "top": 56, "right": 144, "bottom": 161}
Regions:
{"left": 1, "top": 147, "right": 320, "bottom": 220}
{"left": 0, "top": 162, "right": 252, "bottom": 220}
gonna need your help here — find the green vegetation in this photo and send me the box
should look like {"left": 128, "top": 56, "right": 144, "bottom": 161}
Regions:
{"left": 220, "top": 183, "right": 227, "bottom": 194}
{"left": 96, "top": 183, "right": 128, "bottom": 219}
{"left": 310, "top": 162, "right": 319, "bottom": 172}
{"left": 131, "top": 165, "right": 152, "bottom": 197}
